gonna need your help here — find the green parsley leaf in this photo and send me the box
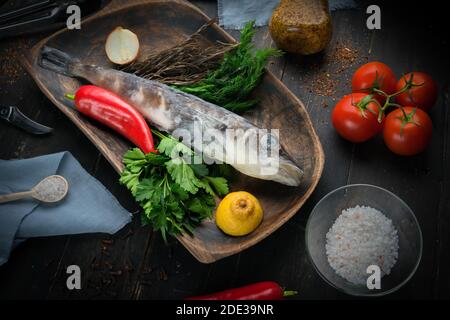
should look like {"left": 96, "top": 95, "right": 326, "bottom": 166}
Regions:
{"left": 199, "top": 178, "right": 216, "bottom": 197}
{"left": 157, "top": 136, "right": 193, "bottom": 159}
{"left": 123, "top": 148, "right": 145, "bottom": 162}
{"left": 166, "top": 158, "right": 203, "bottom": 194}
{"left": 205, "top": 176, "right": 229, "bottom": 196}
{"left": 157, "top": 136, "right": 178, "bottom": 156}
{"left": 119, "top": 169, "right": 141, "bottom": 196}
{"left": 190, "top": 163, "right": 209, "bottom": 177}
{"left": 187, "top": 193, "right": 215, "bottom": 217}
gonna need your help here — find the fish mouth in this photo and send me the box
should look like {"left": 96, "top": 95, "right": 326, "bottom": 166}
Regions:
{"left": 232, "top": 158, "right": 303, "bottom": 187}
{"left": 262, "top": 158, "right": 303, "bottom": 187}
{"left": 273, "top": 159, "right": 304, "bottom": 186}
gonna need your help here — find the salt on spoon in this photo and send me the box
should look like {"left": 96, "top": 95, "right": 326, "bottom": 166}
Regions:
{"left": 0, "top": 175, "right": 68, "bottom": 204}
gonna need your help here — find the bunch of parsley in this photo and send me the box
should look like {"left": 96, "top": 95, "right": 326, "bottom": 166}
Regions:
{"left": 176, "top": 21, "right": 283, "bottom": 112}
{"left": 119, "top": 131, "right": 229, "bottom": 241}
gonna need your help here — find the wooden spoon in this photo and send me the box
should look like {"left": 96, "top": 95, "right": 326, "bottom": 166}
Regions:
{"left": 0, "top": 175, "right": 68, "bottom": 204}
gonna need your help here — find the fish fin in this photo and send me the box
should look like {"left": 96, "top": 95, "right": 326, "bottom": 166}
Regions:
{"left": 38, "top": 46, "right": 77, "bottom": 77}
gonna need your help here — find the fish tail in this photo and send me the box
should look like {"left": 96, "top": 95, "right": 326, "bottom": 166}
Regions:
{"left": 38, "top": 46, "right": 78, "bottom": 77}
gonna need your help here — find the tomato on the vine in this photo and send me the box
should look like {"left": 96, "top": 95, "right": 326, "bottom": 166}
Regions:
{"left": 395, "top": 72, "right": 438, "bottom": 112}
{"left": 383, "top": 106, "right": 432, "bottom": 156}
{"left": 352, "top": 62, "right": 397, "bottom": 102}
{"left": 332, "top": 93, "right": 384, "bottom": 143}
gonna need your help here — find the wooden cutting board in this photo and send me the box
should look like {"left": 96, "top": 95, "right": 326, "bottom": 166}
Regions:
{"left": 23, "top": 0, "right": 324, "bottom": 263}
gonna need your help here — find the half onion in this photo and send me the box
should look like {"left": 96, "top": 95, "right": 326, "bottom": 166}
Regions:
{"left": 105, "top": 26, "right": 140, "bottom": 65}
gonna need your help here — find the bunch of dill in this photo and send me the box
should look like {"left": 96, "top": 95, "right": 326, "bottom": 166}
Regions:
{"left": 176, "top": 21, "right": 283, "bottom": 112}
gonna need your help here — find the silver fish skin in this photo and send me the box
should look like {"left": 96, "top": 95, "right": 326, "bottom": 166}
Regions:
{"left": 39, "top": 47, "right": 303, "bottom": 186}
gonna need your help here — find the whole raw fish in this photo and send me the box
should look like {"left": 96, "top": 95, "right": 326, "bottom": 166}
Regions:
{"left": 39, "top": 47, "right": 303, "bottom": 186}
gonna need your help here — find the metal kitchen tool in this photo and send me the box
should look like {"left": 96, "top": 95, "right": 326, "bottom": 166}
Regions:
{"left": 0, "top": 105, "right": 53, "bottom": 134}
{"left": 0, "top": 0, "right": 103, "bottom": 39}
{"left": 0, "top": 175, "right": 68, "bottom": 204}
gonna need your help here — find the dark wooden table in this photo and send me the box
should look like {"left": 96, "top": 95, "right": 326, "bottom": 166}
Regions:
{"left": 0, "top": 0, "right": 449, "bottom": 299}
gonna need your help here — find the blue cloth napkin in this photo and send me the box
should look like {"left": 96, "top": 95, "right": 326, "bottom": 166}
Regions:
{"left": 0, "top": 151, "right": 132, "bottom": 266}
{"left": 218, "top": 0, "right": 357, "bottom": 30}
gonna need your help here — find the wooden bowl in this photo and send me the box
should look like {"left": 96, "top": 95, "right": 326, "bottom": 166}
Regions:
{"left": 23, "top": 0, "right": 324, "bottom": 263}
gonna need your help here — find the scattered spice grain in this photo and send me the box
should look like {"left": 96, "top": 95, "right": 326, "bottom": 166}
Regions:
{"left": 307, "top": 41, "right": 366, "bottom": 97}
{"left": 0, "top": 38, "right": 31, "bottom": 85}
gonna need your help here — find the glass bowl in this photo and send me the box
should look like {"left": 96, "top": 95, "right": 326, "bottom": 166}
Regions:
{"left": 305, "top": 184, "right": 422, "bottom": 297}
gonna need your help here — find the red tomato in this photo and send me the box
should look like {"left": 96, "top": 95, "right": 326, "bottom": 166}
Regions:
{"left": 395, "top": 72, "right": 438, "bottom": 112}
{"left": 383, "top": 107, "right": 432, "bottom": 156}
{"left": 332, "top": 93, "right": 384, "bottom": 143}
{"left": 352, "top": 62, "right": 397, "bottom": 101}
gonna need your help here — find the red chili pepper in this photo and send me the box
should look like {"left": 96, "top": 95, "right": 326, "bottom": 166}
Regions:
{"left": 66, "top": 85, "right": 156, "bottom": 153}
{"left": 185, "top": 281, "right": 297, "bottom": 300}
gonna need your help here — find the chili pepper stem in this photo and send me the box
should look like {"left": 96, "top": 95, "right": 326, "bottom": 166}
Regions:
{"left": 283, "top": 290, "right": 298, "bottom": 297}
{"left": 65, "top": 93, "right": 75, "bottom": 100}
